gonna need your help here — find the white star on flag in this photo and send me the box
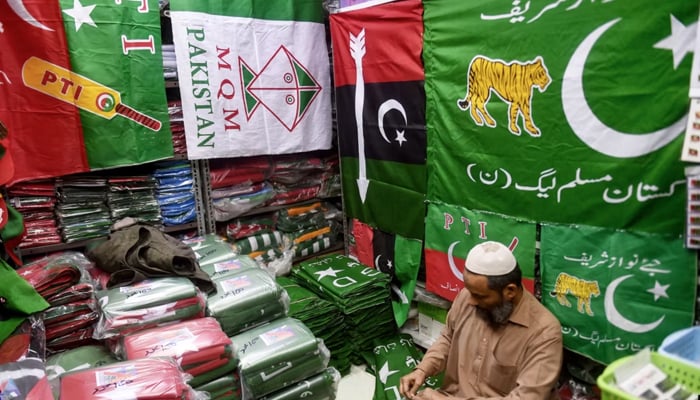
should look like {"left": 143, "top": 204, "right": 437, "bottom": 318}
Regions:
{"left": 314, "top": 267, "right": 342, "bottom": 280}
{"left": 395, "top": 131, "right": 407, "bottom": 146}
{"left": 647, "top": 280, "right": 670, "bottom": 301}
{"left": 63, "top": 0, "right": 97, "bottom": 32}
{"left": 653, "top": 15, "right": 697, "bottom": 69}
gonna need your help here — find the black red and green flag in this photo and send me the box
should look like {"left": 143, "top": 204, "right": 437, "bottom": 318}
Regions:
{"left": 0, "top": 0, "right": 172, "bottom": 185}
{"left": 331, "top": 0, "right": 426, "bottom": 239}
{"left": 424, "top": 201, "right": 536, "bottom": 301}
{"left": 423, "top": 0, "right": 697, "bottom": 235}
{"left": 541, "top": 223, "right": 697, "bottom": 364}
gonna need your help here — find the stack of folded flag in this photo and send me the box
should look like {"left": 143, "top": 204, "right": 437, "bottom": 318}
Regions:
{"left": 45, "top": 345, "right": 119, "bottom": 398}
{"left": 230, "top": 317, "right": 330, "bottom": 399}
{"left": 276, "top": 276, "right": 351, "bottom": 375}
{"left": 154, "top": 161, "right": 197, "bottom": 226}
{"left": 259, "top": 367, "right": 341, "bottom": 400}
{"left": 55, "top": 175, "right": 111, "bottom": 242}
{"left": 274, "top": 201, "right": 343, "bottom": 261}
{"left": 58, "top": 357, "right": 201, "bottom": 399}
{"left": 162, "top": 43, "right": 177, "bottom": 80}
{"left": 7, "top": 179, "right": 62, "bottom": 248}
{"left": 291, "top": 254, "right": 397, "bottom": 364}
{"left": 93, "top": 276, "right": 206, "bottom": 339}
{"left": 116, "top": 317, "right": 239, "bottom": 393}
{"left": 167, "top": 100, "right": 188, "bottom": 155}
{"left": 106, "top": 175, "right": 161, "bottom": 224}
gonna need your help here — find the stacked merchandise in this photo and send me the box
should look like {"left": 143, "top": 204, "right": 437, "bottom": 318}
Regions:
{"left": 229, "top": 317, "right": 333, "bottom": 399}
{"left": 115, "top": 317, "right": 240, "bottom": 397}
{"left": 168, "top": 100, "right": 187, "bottom": 155}
{"left": 209, "top": 156, "right": 275, "bottom": 222}
{"left": 266, "top": 153, "right": 341, "bottom": 207}
{"left": 0, "top": 318, "right": 54, "bottom": 399}
{"left": 277, "top": 276, "right": 352, "bottom": 375}
{"left": 292, "top": 254, "right": 397, "bottom": 364}
{"left": 106, "top": 175, "right": 161, "bottom": 225}
{"left": 55, "top": 175, "right": 111, "bottom": 242}
{"left": 16, "top": 252, "right": 100, "bottom": 353}
{"left": 153, "top": 161, "right": 196, "bottom": 226}
{"left": 162, "top": 43, "right": 177, "bottom": 80}
{"left": 7, "top": 180, "right": 62, "bottom": 248}
{"left": 45, "top": 345, "right": 119, "bottom": 397}
{"left": 259, "top": 368, "right": 340, "bottom": 400}
{"left": 274, "top": 201, "right": 343, "bottom": 260}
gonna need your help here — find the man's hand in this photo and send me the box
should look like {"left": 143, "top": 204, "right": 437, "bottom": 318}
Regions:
{"left": 399, "top": 369, "right": 426, "bottom": 399}
{"left": 414, "top": 388, "right": 448, "bottom": 400}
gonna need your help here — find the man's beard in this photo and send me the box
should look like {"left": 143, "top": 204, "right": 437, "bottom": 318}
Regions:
{"left": 476, "top": 300, "right": 514, "bottom": 326}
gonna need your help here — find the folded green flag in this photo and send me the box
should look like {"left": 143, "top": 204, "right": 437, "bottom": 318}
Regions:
{"left": 260, "top": 367, "right": 340, "bottom": 400}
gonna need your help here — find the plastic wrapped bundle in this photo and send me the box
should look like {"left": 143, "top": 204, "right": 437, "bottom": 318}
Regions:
{"left": 94, "top": 277, "right": 205, "bottom": 339}
{"left": 195, "top": 373, "right": 241, "bottom": 400}
{"left": 260, "top": 367, "right": 340, "bottom": 400}
{"left": 207, "top": 269, "right": 290, "bottom": 336}
{"left": 45, "top": 345, "right": 118, "bottom": 398}
{"left": 231, "top": 317, "right": 330, "bottom": 399}
{"left": 58, "top": 357, "right": 204, "bottom": 400}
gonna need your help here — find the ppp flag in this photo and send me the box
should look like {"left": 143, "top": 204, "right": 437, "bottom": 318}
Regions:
{"left": 0, "top": 0, "right": 173, "bottom": 185}
{"left": 541, "top": 224, "right": 697, "bottom": 364}
{"left": 331, "top": 0, "right": 426, "bottom": 239}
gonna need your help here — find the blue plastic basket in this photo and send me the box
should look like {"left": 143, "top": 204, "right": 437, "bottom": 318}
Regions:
{"left": 659, "top": 326, "right": 700, "bottom": 368}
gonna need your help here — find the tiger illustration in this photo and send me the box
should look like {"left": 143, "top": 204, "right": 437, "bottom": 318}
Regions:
{"left": 549, "top": 272, "right": 600, "bottom": 316}
{"left": 457, "top": 55, "right": 551, "bottom": 137}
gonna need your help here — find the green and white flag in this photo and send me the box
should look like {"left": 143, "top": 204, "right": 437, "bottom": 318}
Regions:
{"left": 541, "top": 224, "right": 697, "bottom": 364}
{"left": 423, "top": 0, "right": 698, "bottom": 235}
{"left": 169, "top": 0, "right": 332, "bottom": 159}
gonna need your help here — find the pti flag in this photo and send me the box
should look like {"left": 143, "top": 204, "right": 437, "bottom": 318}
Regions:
{"left": 331, "top": 0, "right": 426, "bottom": 239}
{"left": 424, "top": 201, "right": 536, "bottom": 301}
{"left": 423, "top": 0, "right": 697, "bottom": 235}
{"left": 541, "top": 224, "right": 697, "bottom": 365}
{"left": 169, "top": 0, "right": 332, "bottom": 159}
{"left": 0, "top": 0, "right": 173, "bottom": 185}
{"left": 371, "top": 229, "right": 422, "bottom": 327}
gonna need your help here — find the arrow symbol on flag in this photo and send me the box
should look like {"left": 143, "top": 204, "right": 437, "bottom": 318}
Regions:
{"left": 378, "top": 361, "right": 399, "bottom": 385}
{"left": 350, "top": 29, "right": 369, "bottom": 202}
{"left": 391, "top": 284, "right": 409, "bottom": 304}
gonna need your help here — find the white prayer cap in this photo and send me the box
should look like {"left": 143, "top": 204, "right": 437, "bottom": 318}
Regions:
{"left": 464, "top": 241, "right": 516, "bottom": 276}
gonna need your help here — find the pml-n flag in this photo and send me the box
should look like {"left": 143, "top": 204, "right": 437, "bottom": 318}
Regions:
{"left": 424, "top": 201, "right": 536, "bottom": 301}
{"left": 423, "top": 0, "right": 698, "bottom": 235}
{"left": 0, "top": 0, "right": 173, "bottom": 185}
{"left": 169, "top": 0, "right": 332, "bottom": 159}
{"left": 541, "top": 224, "right": 697, "bottom": 365}
{"left": 331, "top": 0, "right": 426, "bottom": 239}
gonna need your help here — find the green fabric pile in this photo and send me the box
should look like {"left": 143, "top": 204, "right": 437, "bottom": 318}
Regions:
{"left": 231, "top": 317, "right": 329, "bottom": 399}
{"left": 260, "top": 367, "right": 340, "bottom": 400}
{"left": 207, "top": 268, "right": 289, "bottom": 336}
{"left": 291, "top": 254, "right": 397, "bottom": 364}
{"left": 195, "top": 373, "right": 241, "bottom": 400}
{"left": 277, "top": 276, "right": 351, "bottom": 374}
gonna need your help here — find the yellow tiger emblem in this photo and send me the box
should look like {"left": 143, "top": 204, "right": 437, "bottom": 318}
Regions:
{"left": 550, "top": 272, "right": 600, "bottom": 316}
{"left": 457, "top": 56, "right": 551, "bottom": 137}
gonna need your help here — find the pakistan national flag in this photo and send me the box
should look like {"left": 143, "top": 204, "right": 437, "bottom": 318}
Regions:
{"left": 331, "top": 0, "right": 426, "bottom": 239}
{"left": 169, "top": 0, "right": 332, "bottom": 159}
{"left": 424, "top": 201, "right": 536, "bottom": 301}
{"left": 541, "top": 224, "right": 697, "bottom": 365}
{"left": 0, "top": 0, "right": 173, "bottom": 184}
{"left": 423, "top": 0, "right": 697, "bottom": 235}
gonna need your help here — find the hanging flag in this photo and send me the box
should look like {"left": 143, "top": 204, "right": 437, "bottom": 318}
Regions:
{"left": 424, "top": 201, "right": 536, "bottom": 301}
{"left": 0, "top": 0, "right": 173, "bottom": 185}
{"left": 372, "top": 229, "right": 422, "bottom": 327}
{"left": 423, "top": 0, "right": 698, "bottom": 235}
{"left": 331, "top": 0, "right": 426, "bottom": 239}
{"left": 169, "top": 0, "right": 332, "bottom": 159}
{"left": 540, "top": 224, "right": 697, "bottom": 365}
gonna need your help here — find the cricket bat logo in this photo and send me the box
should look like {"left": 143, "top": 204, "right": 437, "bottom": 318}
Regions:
{"left": 22, "top": 56, "right": 162, "bottom": 131}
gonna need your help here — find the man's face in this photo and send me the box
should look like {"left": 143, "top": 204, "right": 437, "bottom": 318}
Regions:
{"left": 464, "top": 272, "right": 513, "bottom": 325}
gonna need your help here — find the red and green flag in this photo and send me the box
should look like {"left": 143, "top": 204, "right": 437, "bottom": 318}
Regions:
{"left": 0, "top": 0, "right": 172, "bottom": 185}
{"left": 541, "top": 224, "right": 697, "bottom": 364}
{"left": 423, "top": 0, "right": 697, "bottom": 235}
{"left": 331, "top": 0, "right": 426, "bottom": 239}
{"left": 424, "top": 201, "right": 536, "bottom": 301}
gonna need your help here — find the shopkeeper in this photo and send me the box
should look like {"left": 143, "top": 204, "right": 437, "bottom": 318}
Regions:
{"left": 399, "top": 241, "right": 563, "bottom": 400}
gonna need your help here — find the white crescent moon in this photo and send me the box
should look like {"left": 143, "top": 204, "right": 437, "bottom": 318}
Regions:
{"left": 378, "top": 99, "right": 407, "bottom": 144}
{"left": 375, "top": 254, "right": 382, "bottom": 268}
{"left": 447, "top": 241, "right": 464, "bottom": 281}
{"left": 8, "top": 0, "right": 54, "bottom": 31}
{"left": 604, "top": 274, "right": 664, "bottom": 333}
{"left": 562, "top": 18, "right": 685, "bottom": 158}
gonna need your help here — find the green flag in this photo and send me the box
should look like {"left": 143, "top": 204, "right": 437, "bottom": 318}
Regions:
{"left": 60, "top": 0, "right": 173, "bottom": 168}
{"left": 541, "top": 224, "right": 697, "bottom": 364}
{"left": 424, "top": 201, "right": 536, "bottom": 301}
{"left": 423, "top": 0, "right": 697, "bottom": 235}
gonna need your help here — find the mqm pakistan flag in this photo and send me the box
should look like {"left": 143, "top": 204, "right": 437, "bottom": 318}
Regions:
{"left": 169, "top": 0, "right": 332, "bottom": 159}
{"left": 0, "top": 0, "right": 172, "bottom": 184}
{"left": 541, "top": 224, "right": 697, "bottom": 365}
{"left": 423, "top": 0, "right": 698, "bottom": 235}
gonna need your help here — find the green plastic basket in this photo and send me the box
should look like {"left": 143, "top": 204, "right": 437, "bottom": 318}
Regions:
{"left": 597, "top": 352, "right": 700, "bottom": 400}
